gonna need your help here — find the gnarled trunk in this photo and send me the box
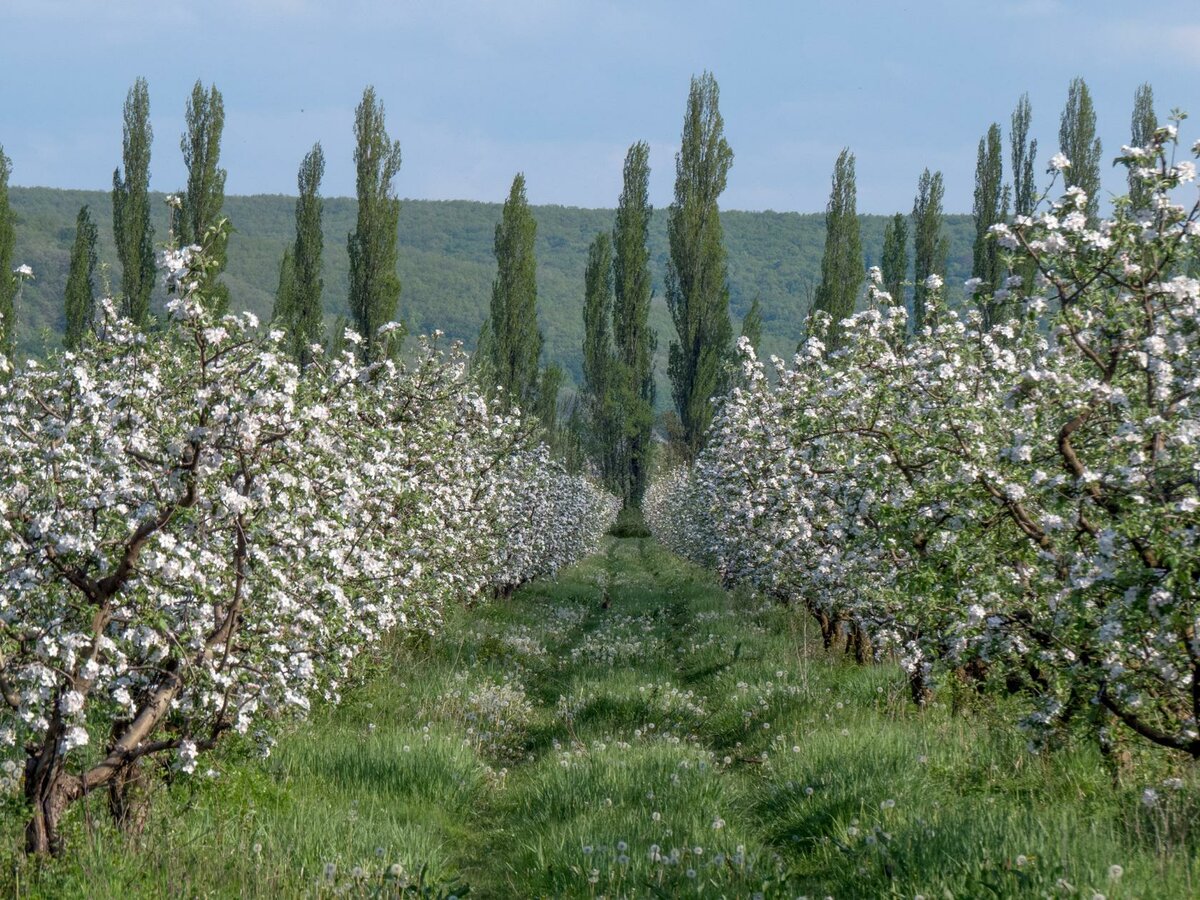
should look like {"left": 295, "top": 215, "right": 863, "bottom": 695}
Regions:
{"left": 817, "top": 611, "right": 837, "bottom": 650}
{"left": 24, "top": 752, "right": 79, "bottom": 856}
{"left": 108, "top": 758, "right": 154, "bottom": 837}
{"left": 909, "top": 668, "right": 932, "bottom": 706}
{"left": 852, "top": 624, "right": 872, "bottom": 666}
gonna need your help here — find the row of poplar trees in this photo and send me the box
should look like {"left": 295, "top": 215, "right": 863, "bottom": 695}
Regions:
{"left": 477, "top": 73, "right": 748, "bottom": 506}
{"left": 1, "top": 78, "right": 408, "bottom": 366}
{"left": 811, "top": 77, "right": 1159, "bottom": 347}
{"left": 579, "top": 72, "right": 754, "bottom": 506}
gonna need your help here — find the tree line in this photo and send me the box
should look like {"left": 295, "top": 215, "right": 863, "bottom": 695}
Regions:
{"left": 0, "top": 73, "right": 1168, "bottom": 508}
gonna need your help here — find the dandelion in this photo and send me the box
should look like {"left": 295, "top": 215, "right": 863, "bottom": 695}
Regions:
{"left": 1108, "top": 864, "right": 1123, "bottom": 880}
{"left": 712, "top": 816, "right": 725, "bottom": 830}
{"left": 1015, "top": 854, "right": 1028, "bottom": 867}
{"left": 323, "top": 863, "right": 337, "bottom": 882}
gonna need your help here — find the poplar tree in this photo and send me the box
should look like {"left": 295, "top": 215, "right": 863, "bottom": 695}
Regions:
{"left": 487, "top": 173, "right": 543, "bottom": 411}
{"left": 973, "top": 123, "right": 1010, "bottom": 325}
{"left": 274, "top": 143, "right": 325, "bottom": 366}
{"left": 1059, "top": 77, "right": 1102, "bottom": 222}
{"left": 347, "top": 86, "right": 403, "bottom": 360}
{"left": 174, "top": 81, "right": 228, "bottom": 312}
{"left": 64, "top": 205, "right": 98, "bottom": 350}
{"left": 0, "top": 146, "right": 14, "bottom": 356}
{"left": 739, "top": 295, "right": 763, "bottom": 352}
{"left": 911, "top": 169, "right": 946, "bottom": 332}
{"left": 535, "top": 363, "right": 563, "bottom": 434}
{"left": 612, "top": 141, "right": 656, "bottom": 505}
{"left": 666, "top": 71, "right": 734, "bottom": 458}
{"left": 880, "top": 213, "right": 908, "bottom": 308}
{"left": 272, "top": 248, "right": 296, "bottom": 335}
{"left": 112, "top": 77, "right": 154, "bottom": 328}
{"left": 1129, "top": 83, "right": 1157, "bottom": 210}
{"left": 582, "top": 231, "right": 618, "bottom": 486}
{"left": 1011, "top": 93, "right": 1037, "bottom": 218}
{"left": 811, "top": 149, "right": 862, "bottom": 348}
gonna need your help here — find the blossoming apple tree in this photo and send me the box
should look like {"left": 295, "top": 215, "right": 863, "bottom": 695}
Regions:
{"left": 649, "top": 120, "right": 1200, "bottom": 757}
{"left": 0, "top": 231, "right": 617, "bottom": 854}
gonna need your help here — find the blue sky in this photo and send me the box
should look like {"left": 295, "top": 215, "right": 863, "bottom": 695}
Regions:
{"left": 2, "top": 0, "right": 1198, "bottom": 213}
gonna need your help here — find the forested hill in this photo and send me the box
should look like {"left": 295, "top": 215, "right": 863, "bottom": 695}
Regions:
{"left": 9, "top": 187, "right": 974, "bottom": 402}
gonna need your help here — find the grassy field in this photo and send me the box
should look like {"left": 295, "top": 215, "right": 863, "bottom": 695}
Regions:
{"left": 3, "top": 537, "right": 1198, "bottom": 898}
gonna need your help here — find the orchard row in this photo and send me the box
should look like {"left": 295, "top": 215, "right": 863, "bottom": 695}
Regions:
{"left": 0, "top": 235, "right": 619, "bottom": 853}
{"left": 648, "top": 122, "right": 1200, "bottom": 761}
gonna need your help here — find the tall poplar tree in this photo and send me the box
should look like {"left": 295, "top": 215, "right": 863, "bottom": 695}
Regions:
{"left": 1011, "top": 93, "right": 1037, "bottom": 218}
{"left": 272, "top": 248, "right": 296, "bottom": 333}
{"left": 1129, "top": 83, "right": 1157, "bottom": 210}
{"left": 582, "top": 231, "right": 619, "bottom": 486}
{"left": 1059, "top": 77, "right": 1102, "bottom": 222}
{"left": 911, "top": 169, "right": 946, "bottom": 332}
{"left": 0, "top": 146, "right": 14, "bottom": 356}
{"left": 811, "top": 148, "right": 862, "bottom": 347}
{"left": 535, "top": 363, "right": 563, "bottom": 433}
{"left": 274, "top": 143, "right": 325, "bottom": 366}
{"left": 880, "top": 213, "right": 908, "bottom": 308}
{"left": 487, "top": 173, "right": 543, "bottom": 412}
{"left": 612, "top": 141, "right": 656, "bottom": 505}
{"left": 112, "top": 77, "right": 154, "bottom": 328}
{"left": 176, "top": 81, "right": 228, "bottom": 312}
{"left": 739, "top": 295, "right": 763, "bottom": 352}
{"left": 347, "top": 86, "right": 403, "bottom": 360}
{"left": 666, "top": 71, "right": 734, "bottom": 458}
{"left": 64, "top": 205, "right": 98, "bottom": 350}
{"left": 972, "top": 123, "right": 1010, "bottom": 324}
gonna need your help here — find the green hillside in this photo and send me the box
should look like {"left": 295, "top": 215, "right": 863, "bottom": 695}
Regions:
{"left": 9, "top": 187, "right": 974, "bottom": 403}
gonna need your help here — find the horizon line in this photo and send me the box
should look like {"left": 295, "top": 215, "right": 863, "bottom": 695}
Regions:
{"left": 9, "top": 183, "right": 975, "bottom": 218}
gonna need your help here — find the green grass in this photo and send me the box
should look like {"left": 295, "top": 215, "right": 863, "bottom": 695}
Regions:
{"left": 3, "top": 537, "right": 1199, "bottom": 897}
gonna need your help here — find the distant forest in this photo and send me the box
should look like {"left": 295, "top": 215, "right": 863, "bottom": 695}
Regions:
{"left": 9, "top": 187, "right": 975, "bottom": 406}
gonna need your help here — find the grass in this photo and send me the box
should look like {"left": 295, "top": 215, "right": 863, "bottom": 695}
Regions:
{"left": 3, "top": 536, "right": 1199, "bottom": 897}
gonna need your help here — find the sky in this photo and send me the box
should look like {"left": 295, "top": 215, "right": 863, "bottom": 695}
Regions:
{"left": 2, "top": 0, "right": 1198, "bottom": 213}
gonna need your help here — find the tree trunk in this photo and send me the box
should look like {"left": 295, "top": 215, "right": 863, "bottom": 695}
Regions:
{"left": 909, "top": 668, "right": 932, "bottom": 706}
{"left": 818, "top": 612, "right": 837, "bottom": 650}
{"left": 853, "top": 625, "right": 872, "bottom": 665}
{"left": 108, "top": 759, "right": 153, "bottom": 837}
{"left": 24, "top": 753, "right": 78, "bottom": 856}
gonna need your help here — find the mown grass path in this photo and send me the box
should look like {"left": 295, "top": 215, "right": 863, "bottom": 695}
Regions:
{"left": 6, "top": 538, "right": 1198, "bottom": 898}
